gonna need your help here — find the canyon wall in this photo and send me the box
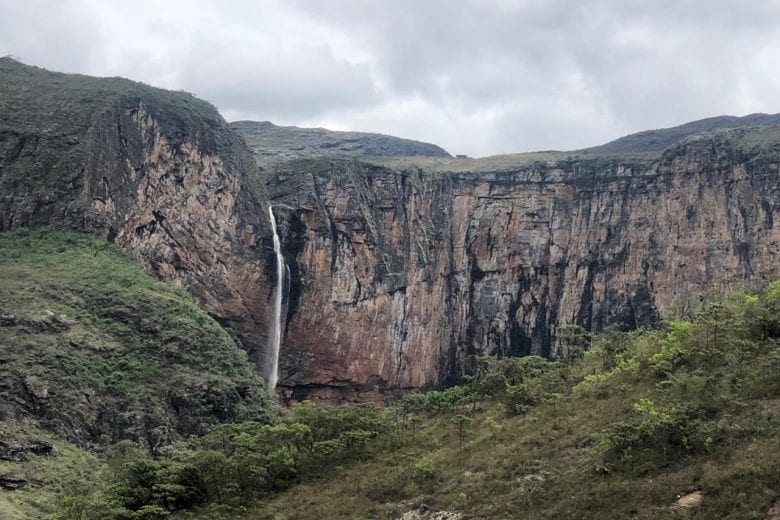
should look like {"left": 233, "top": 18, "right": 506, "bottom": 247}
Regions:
{"left": 4, "top": 60, "right": 780, "bottom": 402}
{"left": 269, "top": 139, "right": 780, "bottom": 400}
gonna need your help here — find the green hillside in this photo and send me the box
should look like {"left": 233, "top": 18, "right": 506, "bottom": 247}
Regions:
{"left": 232, "top": 120, "right": 450, "bottom": 168}
{"left": 0, "top": 230, "right": 274, "bottom": 452}
{"left": 0, "top": 424, "right": 104, "bottom": 519}
{"left": 34, "top": 279, "right": 779, "bottom": 520}
{"left": 208, "top": 288, "right": 780, "bottom": 519}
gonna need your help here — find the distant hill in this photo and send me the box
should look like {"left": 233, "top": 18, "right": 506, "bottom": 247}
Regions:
{"left": 231, "top": 120, "right": 451, "bottom": 166}
{"left": 581, "top": 113, "right": 780, "bottom": 155}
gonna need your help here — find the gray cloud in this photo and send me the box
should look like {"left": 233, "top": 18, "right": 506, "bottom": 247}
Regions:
{"left": 0, "top": 0, "right": 100, "bottom": 72}
{"left": 178, "top": 39, "right": 379, "bottom": 121}
{"left": 2, "top": 0, "right": 780, "bottom": 155}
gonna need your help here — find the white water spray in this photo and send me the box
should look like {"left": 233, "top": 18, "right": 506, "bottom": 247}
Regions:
{"left": 265, "top": 205, "right": 286, "bottom": 390}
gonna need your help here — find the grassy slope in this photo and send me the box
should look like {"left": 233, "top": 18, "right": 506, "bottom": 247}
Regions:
{"left": 249, "top": 396, "right": 778, "bottom": 519}
{"left": 0, "top": 230, "right": 273, "bottom": 450}
{"left": 0, "top": 424, "right": 103, "bottom": 520}
{"left": 177, "top": 297, "right": 780, "bottom": 520}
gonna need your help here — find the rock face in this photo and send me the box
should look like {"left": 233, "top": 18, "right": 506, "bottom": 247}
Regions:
{"left": 269, "top": 135, "right": 780, "bottom": 400}
{"left": 0, "top": 58, "right": 275, "bottom": 367}
{"left": 4, "top": 59, "right": 780, "bottom": 402}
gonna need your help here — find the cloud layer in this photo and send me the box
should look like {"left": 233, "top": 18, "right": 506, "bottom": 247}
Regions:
{"left": 2, "top": 0, "right": 780, "bottom": 156}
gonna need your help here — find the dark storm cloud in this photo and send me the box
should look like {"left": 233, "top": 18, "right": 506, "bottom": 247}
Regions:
{"left": 1, "top": 0, "right": 780, "bottom": 155}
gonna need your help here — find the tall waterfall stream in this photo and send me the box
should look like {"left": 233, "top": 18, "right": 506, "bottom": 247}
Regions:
{"left": 265, "top": 205, "right": 286, "bottom": 390}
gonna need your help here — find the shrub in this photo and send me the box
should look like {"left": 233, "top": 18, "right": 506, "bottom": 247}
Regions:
{"left": 557, "top": 324, "right": 591, "bottom": 362}
{"left": 469, "top": 356, "right": 566, "bottom": 415}
{"left": 600, "top": 399, "right": 715, "bottom": 475}
{"left": 413, "top": 456, "right": 437, "bottom": 482}
{"left": 649, "top": 321, "right": 694, "bottom": 377}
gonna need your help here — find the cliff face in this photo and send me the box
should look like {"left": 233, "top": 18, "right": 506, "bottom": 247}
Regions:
{"left": 4, "top": 60, "right": 780, "bottom": 404}
{"left": 269, "top": 135, "right": 780, "bottom": 400}
{"left": 0, "top": 59, "right": 275, "bottom": 369}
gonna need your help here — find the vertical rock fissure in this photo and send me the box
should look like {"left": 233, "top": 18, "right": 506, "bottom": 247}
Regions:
{"left": 265, "top": 205, "right": 287, "bottom": 390}
{"left": 309, "top": 172, "right": 339, "bottom": 273}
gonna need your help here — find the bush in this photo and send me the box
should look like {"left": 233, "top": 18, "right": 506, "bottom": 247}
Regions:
{"left": 57, "top": 402, "right": 397, "bottom": 518}
{"left": 649, "top": 321, "right": 694, "bottom": 377}
{"left": 600, "top": 399, "right": 715, "bottom": 475}
{"left": 413, "top": 456, "right": 437, "bottom": 482}
{"left": 469, "top": 356, "right": 567, "bottom": 415}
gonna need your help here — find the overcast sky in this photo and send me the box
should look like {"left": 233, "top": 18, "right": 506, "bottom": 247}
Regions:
{"left": 2, "top": 0, "right": 780, "bottom": 156}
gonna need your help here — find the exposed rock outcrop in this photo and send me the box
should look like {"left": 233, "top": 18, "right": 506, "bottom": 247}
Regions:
{"left": 0, "top": 439, "right": 53, "bottom": 462}
{"left": 269, "top": 135, "right": 780, "bottom": 400}
{"left": 0, "top": 58, "right": 275, "bottom": 368}
{"left": 4, "top": 59, "right": 780, "bottom": 403}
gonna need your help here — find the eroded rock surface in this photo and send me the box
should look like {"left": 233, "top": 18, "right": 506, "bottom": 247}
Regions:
{"left": 269, "top": 138, "right": 780, "bottom": 399}
{"left": 5, "top": 59, "right": 780, "bottom": 402}
{"left": 0, "top": 59, "right": 276, "bottom": 368}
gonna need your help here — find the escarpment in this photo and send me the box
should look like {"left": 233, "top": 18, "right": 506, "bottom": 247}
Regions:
{"left": 4, "top": 59, "right": 780, "bottom": 404}
{"left": 0, "top": 58, "right": 275, "bottom": 369}
{"left": 266, "top": 135, "right": 780, "bottom": 400}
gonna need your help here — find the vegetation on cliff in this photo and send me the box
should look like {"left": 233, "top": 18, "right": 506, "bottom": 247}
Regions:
{"left": 0, "top": 57, "right": 229, "bottom": 207}
{"left": 0, "top": 229, "right": 274, "bottom": 452}
{"left": 2, "top": 60, "right": 780, "bottom": 520}
{"left": 32, "top": 279, "right": 779, "bottom": 519}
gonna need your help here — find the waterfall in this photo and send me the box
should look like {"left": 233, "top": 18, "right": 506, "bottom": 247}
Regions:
{"left": 265, "top": 205, "right": 286, "bottom": 390}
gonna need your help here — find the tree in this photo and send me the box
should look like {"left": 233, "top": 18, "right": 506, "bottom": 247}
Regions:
{"left": 451, "top": 414, "right": 471, "bottom": 448}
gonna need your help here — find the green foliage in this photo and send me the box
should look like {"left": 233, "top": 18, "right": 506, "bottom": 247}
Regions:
{"left": 649, "top": 320, "right": 695, "bottom": 376}
{"left": 0, "top": 229, "right": 274, "bottom": 450}
{"left": 450, "top": 414, "right": 471, "bottom": 448}
{"left": 222, "top": 280, "right": 780, "bottom": 520}
{"left": 286, "top": 402, "right": 394, "bottom": 465}
{"left": 557, "top": 324, "right": 591, "bottom": 362}
{"left": 470, "top": 355, "right": 567, "bottom": 415}
{"left": 742, "top": 280, "right": 780, "bottom": 338}
{"left": 600, "top": 399, "right": 715, "bottom": 475}
{"left": 23, "top": 273, "right": 780, "bottom": 520}
{"left": 412, "top": 456, "right": 438, "bottom": 482}
{"left": 0, "top": 424, "right": 115, "bottom": 520}
{"left": 53, "top": 402, "right": 396, "bottom": 518}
